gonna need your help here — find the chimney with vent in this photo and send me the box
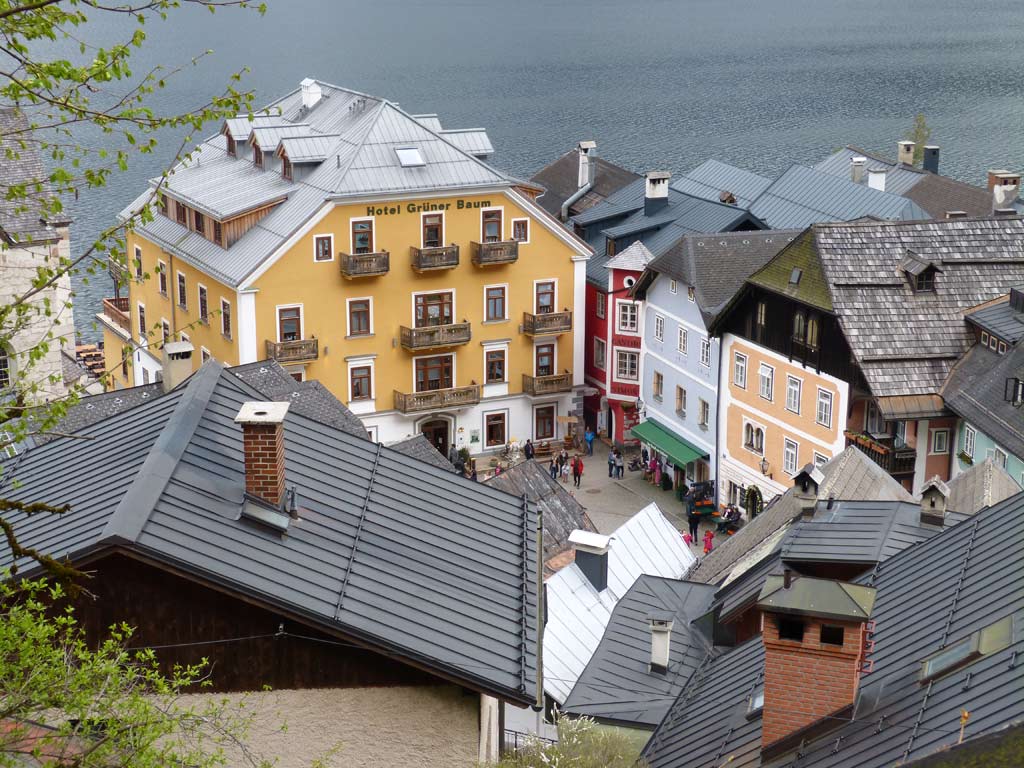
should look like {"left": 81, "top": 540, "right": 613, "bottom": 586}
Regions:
{"left": 897, "top": 140, "right": 915, "bottom": 166}
{"left": 850, "top": 156, "right": 866, "bottom": 184}
{"left": 160, "top": 340, "right": 194, "bottom": 393}
{"left": 577, "top": 140, "right": 597, "bottom": 189}
{"left": 792, "top": 464, "right": 824, "bottom": 520}
{"left": 919, "top": 477, "right": 950, "bottom": 526}
{"left": 757, "top": 574, "right": 877, "bottom": 758}
{"left": 235, "top": 401, "right": 290, "bottom": 507}
{"left": 300, "top": 77, "right": 322, "bottom": 110}
{"left": 644, "top": 171, "right": 671, "bottom": 216}
{"left": 867, "top": 168, "right": 887, "bottom": 192}
{"left": 648, "top": 612, "right": 674, "bottom": 674}
{"left": 569, "top": 529, "right": 611, "bottom": 591}
{"left": 922, "top": 145, "right": 940, "bottom": 174}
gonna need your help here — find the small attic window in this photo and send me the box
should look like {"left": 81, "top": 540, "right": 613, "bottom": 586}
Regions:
{"left": 915, "top": 271, "right": 935, "bottom": 291}
{"left": 225, "top": 133, "right": 236, "bottom": 158}
{"left": 746, "top": 686, "right": 765, "bottom": 719}
{"left": 395, "top": 147, "right": 425, "bottom": 167}
{"left": 920, "top": 615, "right": 1013, "bottom": 682}
{"left": 789, "top": 268, "right": 802, "bottom": 285}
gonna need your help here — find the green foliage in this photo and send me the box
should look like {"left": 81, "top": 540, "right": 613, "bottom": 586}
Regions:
{"left": 904, "top": 114, "right": 931, "bottom": 165}
{"left": 0, "top": 577, "right": 273, "bottom": 767}
{"left": 490, "top": 715, "right": 648, "bottom": 768}
{"left": 745, "top": 485, "right": 763, "bottom": 517}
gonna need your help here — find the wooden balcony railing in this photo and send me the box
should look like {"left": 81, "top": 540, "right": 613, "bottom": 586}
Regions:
{"left": 411, "top": 245, "right": 460, "bottom": 271}
{"left": 523, "top": 373, "right": 573, "bottom": 396}
{"left": 265, "top": 338, "right": 319, "bottom": 363}
{"left": 845, "top": 431, "right": 916, "bottom": 475}
{"left": 471, "top": 240, "right": 519, "bottom": 266}
{"left": 102, "top": 296, "right": 131, "bottom": 334}
{"left": 393, "top": 385, "right": 480, "bottom": 414}
{"left": 400, "top": 322, "right": 472, "bottom": 350}
{"left": 339, "top": 251, "right": 390, "bottom": 278}
{"left": 523, "top": 311, "right": 572, "bottom": 335}
{"left": 107, "top": 256, "right": 129, "bottom": 286}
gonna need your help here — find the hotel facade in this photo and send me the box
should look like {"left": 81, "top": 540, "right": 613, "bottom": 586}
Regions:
{"left": 99, "top": 79, "right": 590, "bottom": 454}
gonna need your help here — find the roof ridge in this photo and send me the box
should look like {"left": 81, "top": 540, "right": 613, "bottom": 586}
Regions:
{"left": 99, "top": 363, "right": 226, "bottom": 545}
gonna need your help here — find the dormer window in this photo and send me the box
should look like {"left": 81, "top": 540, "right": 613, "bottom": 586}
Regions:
{"left": 915, "top": 271, "right": 935, "bottom": 291}
{"left": 901, "top": 250, "right": 940, "bottom": 292}
{"left": 253, "top": 140, "right": 263, "bottom": 169}
{"left": 282, "top": 153, "right": 293, "bottom": 181}
{"left": 226, "top": 133, "right": 236, "bottom": 158}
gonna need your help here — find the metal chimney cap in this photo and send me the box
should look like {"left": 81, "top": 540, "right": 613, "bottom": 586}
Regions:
{"left": 645, "top": 170, "right": 672, "bottom": 181}
{"left": 850, "top": 156, "right": 867, "bottom": 165}
{"left": 578, "top": 140, "right": 597, "bottom": 151}
{"left": 569, "top": 529, "right": 612, "bottom": 554}
{"left": 163, "top": 340, "right": 194, "bottom": 359}
{"left": 235, "top": 401, "right": 291, "bottom": 425}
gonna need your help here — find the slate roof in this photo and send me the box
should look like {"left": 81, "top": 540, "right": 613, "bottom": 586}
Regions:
{"left": 688, "top": 447, "right": 912, "bottom": 587}
{"left": 484, "top": 459, "right": 597, "bottom": 576}
{"left": 529, "top": 147, "right": 639, "bottom": 219}
{"left": 605, "top": 240, "right": 655, "bottom": 272}
{"left": 0, "top": 363, "right": 537, "bottom": 703}
{"left": 965, "top": 296, "right": 1024, "bottom": 344}
{"left": 384, "top": 433, "right": 455, "bottom": 471}
{"left": 947, "top": 458, "right": 1022, "bottom": 515}
{"left": 643, "top": 491, "right": 1024, "bottom": 768}
{"left": 638, "top": 230, "right": 799, "bottom": 325}
{"left": 0, "top": 108, "right": 65, "bottom": 245}
{"left": 670, "top": 159, "right": 773, "bottom": 208}
{"left": 754, "top": 217, "right": 1024, "bottom": 398}
{"left": 561, "top": 576, "right": 717, "bottom": 727}
{"left": 544, "top": 502, "right": 695, "bottom": 703}
{"left": 123, "top": 80, "right": 578, "bottom": 288}
{"left": 942, "top": 342, "right": 1024, "bottom": 464}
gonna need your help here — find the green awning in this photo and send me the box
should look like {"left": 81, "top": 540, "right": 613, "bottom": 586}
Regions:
{"left": 630, "top": 419, "right": 706, "bottom": 467}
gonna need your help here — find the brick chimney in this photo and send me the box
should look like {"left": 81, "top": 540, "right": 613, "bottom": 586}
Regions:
{"left": 644, "top": 171, "right": 671, "bottom": 216}
{"left": 897, "top": 140, "right": 915, "bottom": 166}
{"left": 234, "top": 401, "right": 290, "bottom": 507}
{"left": 161, "top": 340, "right": 194, "bottom": 393}
{"left": 569, "top": 529, "right": 611, "bottom": 591}
{"left": 757, "top": 573, "right": 876, "bottom": 757}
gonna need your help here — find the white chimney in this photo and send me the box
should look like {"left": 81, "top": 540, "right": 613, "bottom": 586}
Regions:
{"left": 649, "top": 613, "right": 674, "bottom": 674}
{"left": 160, "top": 340, "right": 194, "bottom": 393}
{"left": 850, "top": 156, "right": 867, "bottom": 184}
{"left": 300, "top": 77, "right": 322, "bottom": 110}
{"left": 644, "top": 171, "right": 671, "bottom": 215}
{"left": 897, "top": 141, "right": 915, "bottom": 166}
{"left": 577, "top": 140, "right": 597, "bottom": 189}
{"left": 569, "top": 529, "right": 611, "bottom": 591}
{"left": 867, "top": 168, "right": 887, "bottom": 192}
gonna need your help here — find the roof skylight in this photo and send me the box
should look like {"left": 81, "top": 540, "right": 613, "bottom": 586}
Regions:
{"left": 395, "top": 147, "right": 425, "bottom": 167}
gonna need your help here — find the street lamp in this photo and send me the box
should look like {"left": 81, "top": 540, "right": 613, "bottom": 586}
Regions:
{"left": 759, "top": 457, "right": 770, "bottom": 476}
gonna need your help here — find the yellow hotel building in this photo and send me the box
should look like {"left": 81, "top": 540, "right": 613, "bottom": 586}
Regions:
{"left": 99, "top": 79, "right": 591, "bottom": 454}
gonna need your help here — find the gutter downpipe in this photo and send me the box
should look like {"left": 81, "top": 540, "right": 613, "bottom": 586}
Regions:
{"left": 534, "top": 505, "right": 545, "bottom": 731}
{"left": 560, "top": 181, "right": 593, "bottom": 223}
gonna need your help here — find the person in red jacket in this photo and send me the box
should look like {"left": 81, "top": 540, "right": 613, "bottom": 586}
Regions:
{"left": 571, "top": 454, "right": 584, "bottom": 488}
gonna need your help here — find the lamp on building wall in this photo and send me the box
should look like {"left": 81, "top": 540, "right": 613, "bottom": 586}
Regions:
{"left": 635, "top": 397, "right": 646, "bottom": 418}
{"left": 759, "top": 457, "right": 770, "bottom": 476}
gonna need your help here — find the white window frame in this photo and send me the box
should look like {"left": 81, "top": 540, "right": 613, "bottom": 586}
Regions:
{"left": 758, "top": 363, "right": 774, "bottom": 401}
{"left": 669, "top": 279, "right": 678, "bottom": 294}
{"left": 197, "top": 283, "right": 209, "bottom": 324}
{"left": 275, "top": 303, "right": 305, "bottom": 343}
{"left": 347, "top": 357, "right": 376, "bottom": 404}
{"left": 699, "top": 337, "right": 711, "bottom": 368}
{"left": 533, "top": 338, "right": 559, "bottom": 377}
{"left": 420, "top": 210, "right": 446, "bottom": 249}
{"left": 346, "top": 296, "right": 374, "bottom": 337}
{"left": 482, "top": 282, "right": 509, "bottom": 323}
{"left": 411, "top": 352, "right": 456, "bottom": 392}
{"left": 483, "top": 343, "right": 509, "bottom": 385}
{"left": 616, "top": 299, "right": 640, "bottom": 334}
{"left": 176, "top": 270, "right": 188, "bottom": 309}
{"left": 510, "top": 217, "right": 530, "bottom": 244}
{"left": 698, "top": 398, "right": 710, "bottom": 428}
{"left": 654, "top": 314, "right": 665, "bottom": 341}
{"left": 133, "top": 244, "right": 143, "bottom": 279}
{"left": 614, "top": 349, "right": 639, "bottom": 382}
{"left": 410, "top": 287, "right": 457, "bottom": 326}
{"left": 220, "top": 298, "right": 232, "bottom": 339}
{"left": 349, "top": 215, "right": 376, "bottom": 254}
{"left": 675, "top": 385, "right": 686, "bottom": 415}
{"left": 677, "top": 327, "right": 688, "bottom": 355}
{"left": 783, "top": 438, "right": 799, "bottom": 476}
{"left": 479, "top": 206, "right": 505, "bottom": 243}
{"left": 593, "top": 337, "right": 606, "bottom": 371}
{"left": 786, "top": 375, "right": 802, "bottom": 414}
{"left": 813, "top": 452, "right": 828, "bottom": 467}
{"left": 687, "top": 286, "right": 695, "bottom": 302}
{"left": 963, "top": 424, "right": 976, "bottom": 458}
{"left": 533, "top": 278, "right": 558, "bottom": 315}
{"left": 533, "top": 402, "right": 557, "bottom": 441}
{"left": 992, "top": 446, "right": 1008, "bottom": 468}
{"left": 366, "top": 425, "right": 379, "bottom": 443}
{"left": 743, "top": 418, "right": 766, "bottom": 456}
{"left": 156, "top": 259, "right": 168, "bottom": 295}
{"left": 930, "top": 429, "right": 949, "bottom": 456}
{"left": 136, "top": 301, "right": 147, "bottom": 344}
{"left": 981, "top": 331, "right": 990, "bottom": 347}
{"left": 313, "top": 233, "right": 334, "bottom": 262}
{"left": 816, "top": 388, "right": 834, "bottom": 429}
{"left": 200, "top": 346, "right": 212, "bottom": 363}
{"left": 733, "top": 352, "right": 747, "bottom": 389}
{"left": 483, "top": 408, "right": 510, "bottom": 449}
{"left": 595, "top": 291, "right": 606, "bottom": 320}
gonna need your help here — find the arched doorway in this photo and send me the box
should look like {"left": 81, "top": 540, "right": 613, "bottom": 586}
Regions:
{"left": 421, "top": 418, "right": 450, "bottom": 458}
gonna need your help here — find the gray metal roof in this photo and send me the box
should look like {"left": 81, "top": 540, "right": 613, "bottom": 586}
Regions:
{"left": 688, "top": 447, "right": 912, "bottom": 586}
{"left": 942, "top": 342, "right": 1024, "bottom": 462}
{"left": 1, "top": 363, "right": 537, "bottom": 703}
{"left": 644, "top": 492, "right": 1024, "bottom": 767}
{"left": 125, "top": 80, "right": 548, "bottom": 288}
{"left": 484, "top": 459, "right": 597, "bottom": 576}
{"left": 671, "top": 159, "right": 773, "bottom": 208}
{"left": 439, "top": 128, "right": 494, "bottom": 158}
{"left": 561, "top": 576, "right": 716, "bottom": 727}
{"left": 747, "top": 164, "right": 929, "bottom": 230}
{"left": 278, "top": 135, "right": 341, "bottom": 163}
{"left": 0, "top": 108, "right": 64, "bottom": 244}
{"left": 570, "top": 177, "right": 646, "bottom": 226}
{"left": 812, "top": 217, "right": 1024, "bottom": 397}
{"left": 814, "top": 147, "right": 926, "bottom": 196}
{"left": 946, "top": 458, "right": 1022, "bottom": 516}
{"left": 529, "top": 148, "right": 639, "bottom": 219}
{"left": 965, "top": 298, "right": 1024, "bottom": 344}
{"left": 384, "top": 433, "right": 456, "bottom": 472}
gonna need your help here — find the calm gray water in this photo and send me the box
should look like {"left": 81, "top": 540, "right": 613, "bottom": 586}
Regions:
{"left": 69, "top": 0, "right": 1024, "bottom": 341}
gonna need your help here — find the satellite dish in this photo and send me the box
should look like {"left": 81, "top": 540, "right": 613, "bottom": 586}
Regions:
{"left": 994, "top": 182, "right": 1019, "bottom": 206}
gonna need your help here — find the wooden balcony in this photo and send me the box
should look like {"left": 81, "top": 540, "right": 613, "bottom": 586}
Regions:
{"left": 393, "top": 385, "right": 480, "bottom": 414}
{"left": 523, "top": 311, "right": 572, "bottom": 336}
{"left": 400, "top": 322, "right": 472, "bottom": 350}
{"left": 845, "top": 431, "right": 916, "bottom": 475}
{"left": 471, "top": 240, "right": 519, "bottom": 266}
{"left": 102, "top": 296, "right": 131, "bottom": 334}
{"left": 523, "top": 373, "right": 573, "bottom": 396}
{"left": 339, "top": 251, "right": 389, "bottom": 278}
{"left": 265, "top": 338, "right": 318, "bottom": 363}
{"left": 411, "top": 245, "right": 460, "bottom": 271}
{"left": 107, "top": 256, "right": 129, "bottom": 286}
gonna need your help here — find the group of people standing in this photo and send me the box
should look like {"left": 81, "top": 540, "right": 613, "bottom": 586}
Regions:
{"left": 548, "top": 448, "right": 585, "bottom": 488}
{"left": 607, "top": 447, "right": 625, "bottom": 479}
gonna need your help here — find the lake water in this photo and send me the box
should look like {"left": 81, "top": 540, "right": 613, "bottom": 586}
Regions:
{"left": 69, "top": 0, "right": 1024, "bottom": 341}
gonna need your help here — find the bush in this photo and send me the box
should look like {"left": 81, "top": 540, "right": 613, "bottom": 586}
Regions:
{"left": 491, "top": 715, "right": 647, "bottom": 768}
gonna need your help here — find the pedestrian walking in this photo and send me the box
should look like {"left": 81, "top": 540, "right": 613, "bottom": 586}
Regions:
{"left": 561, "top": 461, "right": 570, "bottom": 484}
{"left": 607, "top": 448, "right": 616, "bottom": 478}
{"left": 524, "top": 439, "right": 535, "bottom": 460}
{"left": 572, "top": 454, "right": 584, "bottom": 488}
{"left": 703, "top": 528, "right": 715, "bottom": 555}
{"left": 549, "top": 457, "right": 558, "bottom": 480}
{"left": 614, "top": 449, "right": 624, "bottom": 479}
{"left": 584, "top": 428, "right": 595, "bottom": 456}
{"left": 687, "top": 512, "right": 700, "bottom": 543}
